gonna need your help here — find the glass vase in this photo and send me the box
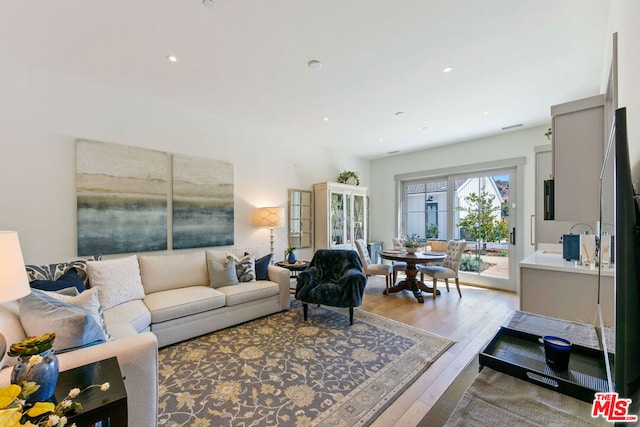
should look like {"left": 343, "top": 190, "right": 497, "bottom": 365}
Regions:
{"left": 11, "top": 348, "right": 59, "bottom": 402}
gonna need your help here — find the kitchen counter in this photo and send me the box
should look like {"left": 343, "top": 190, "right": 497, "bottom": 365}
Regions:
{"left": 519, "top": 251, "right": 614, "bottom": 326}
{"left": 519, "top": 250, "right": 614, "bottom": 276}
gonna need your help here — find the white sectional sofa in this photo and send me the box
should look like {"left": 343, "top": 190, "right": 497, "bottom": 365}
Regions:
{"left": 0, "top": 249, "right": 291, "bottom": 426}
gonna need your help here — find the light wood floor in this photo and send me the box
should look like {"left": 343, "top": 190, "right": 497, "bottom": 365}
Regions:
{"left": 358, "top": 275, "right": 519, "bottom": 427}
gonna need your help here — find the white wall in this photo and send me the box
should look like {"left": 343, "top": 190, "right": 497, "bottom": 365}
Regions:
{"left": 369, "top": 126, "right": 547, "bottom": 260}
{"left": 0, "top": 59, "right": 368, "bottom": 264}
{"left": 610, "top": 0, "right": 640, "bottom": 186}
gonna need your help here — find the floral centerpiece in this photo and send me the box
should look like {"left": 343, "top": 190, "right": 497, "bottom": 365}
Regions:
{"left": 403, "top": 234, "right": 422, "bottom": 253}
{"left": 1, "top": 333, "right": 110, "bottom": 427}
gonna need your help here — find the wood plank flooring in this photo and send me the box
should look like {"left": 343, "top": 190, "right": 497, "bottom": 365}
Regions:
{"left": 357, "top": 275, "right": 519, "bottom": 427}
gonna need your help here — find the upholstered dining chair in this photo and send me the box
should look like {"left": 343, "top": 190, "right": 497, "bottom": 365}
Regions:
{"left": 418, "top": 240, "right": 467, "bottom": 299}
{"left": 295, "top": 249, "right": 367, "bottom": 325}
{"left": 355, "top": 239, "right": 394, "bottom": 294}
{"left": 390, "top": 238, "right": 408, "bottom": 284}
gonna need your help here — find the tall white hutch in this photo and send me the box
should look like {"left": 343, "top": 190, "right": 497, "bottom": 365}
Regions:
{"left": 313, "top": 182, "right": 367, "bottom": 250}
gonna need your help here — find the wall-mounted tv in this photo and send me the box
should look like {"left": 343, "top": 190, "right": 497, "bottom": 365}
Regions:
{"left": 609, "top": 107, "right": 640, "bottom": 418}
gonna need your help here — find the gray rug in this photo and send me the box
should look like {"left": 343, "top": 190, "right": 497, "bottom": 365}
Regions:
{"left": 157, "top": 303, "right": 454, "bottom": 426}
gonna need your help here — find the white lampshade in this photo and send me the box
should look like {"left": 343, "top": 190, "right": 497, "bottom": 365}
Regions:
{"left": 0, "top": 231, "right": 31, "bottom": 304}
{"left": 254, "top": 207, "right": 283, "bottom": 228}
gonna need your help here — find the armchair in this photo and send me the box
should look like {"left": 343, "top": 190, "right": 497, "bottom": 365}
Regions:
{"left": 295, "top": 249, "right": 367, "bottom": 325}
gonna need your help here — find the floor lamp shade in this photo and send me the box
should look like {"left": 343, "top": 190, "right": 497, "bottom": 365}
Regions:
{"left": 0, "top": 231, "right": 31, "bottom": 303}
{"left": 254, "top": 207, "right": 283, "bottom": 263}
{"left": 254, "top": 207, "right": 283, "bottom": 228}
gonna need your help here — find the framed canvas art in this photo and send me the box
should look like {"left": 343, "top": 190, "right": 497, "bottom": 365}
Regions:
{"left": 76, "top": 140, "right": 168, "bottom": 255}
{"left": 172, "top": 154, "right": 234, "bottom": 249}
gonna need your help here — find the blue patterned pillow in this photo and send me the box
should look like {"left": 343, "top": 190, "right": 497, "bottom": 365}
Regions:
{"left": 25, "top": 255, "right": 102, "bottom": 287}
{"left": 232, "top": 254, "right": 256, "bottom": 282}
{"left": 30, "top": 268, "right": 86, "bottom": 293}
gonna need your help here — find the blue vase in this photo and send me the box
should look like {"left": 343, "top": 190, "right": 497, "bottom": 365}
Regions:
{"left": 287, "top": 251, "right": 297, "bottom": 264}
{"left": 12, "top": 348, "right": 59, "bottom": 403}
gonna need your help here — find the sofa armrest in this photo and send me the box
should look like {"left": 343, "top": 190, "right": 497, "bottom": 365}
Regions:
{"left": 0, "top": 332, "right": 158, "bottom": 427}
{"left": 268, "top": 264, "right": 291, "bottom": 310}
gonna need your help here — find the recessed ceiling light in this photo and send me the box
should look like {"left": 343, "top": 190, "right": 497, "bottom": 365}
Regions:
{"left": 483, "top": 111, "right": 490, "bottom": 115}
{"left": 167, "top": 55, "right": 178, "bottom": 63}
{"left": 378, "top": 139, "right": 384, "bottom": 143}
{"left": 307, "top": 60, "right": 322, "bottom": 70}
{"left": 323, "top": 116, "right": 329, "bottom": 122}
{"left": 202, "top": 0, "right": 216, "bottom": 8}
{"left": 443, "top": 66, "right": 453, "bottom": 73}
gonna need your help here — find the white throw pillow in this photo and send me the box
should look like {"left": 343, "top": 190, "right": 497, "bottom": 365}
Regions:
{"left": 20, "top": 289, "right": 107, "bottom": 353}
{"left": 46, "top": 287, "right": 109, "bottom": 339}
{"left": 87, "top": 255, "right": 146, "bottom": 310}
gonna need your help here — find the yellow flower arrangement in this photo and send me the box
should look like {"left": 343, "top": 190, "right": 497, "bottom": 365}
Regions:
{"left": 1, "top": 334, "right": 110, "bottom": 427}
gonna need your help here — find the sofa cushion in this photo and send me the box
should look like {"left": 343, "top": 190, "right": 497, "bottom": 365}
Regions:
{"left": 208, "top": 256, "right": 239, "bottom": 288}
{"left": 103, "top": 299, "right": 152, "bottom": 335}
{"left": 29, "top": 268, "right": 86, "bottom": 294}
{"left": 143, "top": 286, "right": 226, "bottom": 324}
{"left": 138, "top": 252, "right": 208, "bottom": 294}
{"left": 25, "top": 255, "right": 102, "bottom": 287}
{"left": 217, "top": 281, "right": 280, "bottom": 307}
{"left": 19, "top": 289, "right": 107, "bottom": 353}
{"left": 87, "top": 255, "right": 146, "bottom": 310}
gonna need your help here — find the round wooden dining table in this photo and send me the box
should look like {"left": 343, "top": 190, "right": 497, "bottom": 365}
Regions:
{"left": 379, "top": 250, "right": 446, "bottom": 303}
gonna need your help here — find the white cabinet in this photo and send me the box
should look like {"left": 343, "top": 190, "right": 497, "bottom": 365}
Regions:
{"left": 534, "top": 145, "right": 578, "bottom": 246}
{"left": 314, "top": 182, "right": 367, "bottom": 250}
{"left": 551, "top": 94, "right": 604, "bottom": 222}
{"left": 519, "top": 251, "right": 614, "bottom": 326}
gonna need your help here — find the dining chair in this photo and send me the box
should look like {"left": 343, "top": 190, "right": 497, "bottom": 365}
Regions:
{"left": 355, "top": 239, "right": 393, "bottom": 293}
{"left": 390, "top": 238, "right": 408, "bottom": 284}
{"left": 418, "top": 240, "right": 467, "bottom": 299}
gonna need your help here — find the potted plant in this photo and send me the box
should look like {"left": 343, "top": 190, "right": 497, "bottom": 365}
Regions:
{"left": 403, "top": 234, "right": 421, "bottom": 253}
{"left": 285, "top": 246, "right": 297, "bottom": 264}
{"left": 337, "top": 171, "right": 360, "bottom": 186}
{"left": 9, "top": 333, "right": 59, "bottom": 404}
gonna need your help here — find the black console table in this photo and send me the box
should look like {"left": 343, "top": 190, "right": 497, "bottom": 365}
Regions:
{"left": 54, "top": 357, "right": 127, "bottom": 427}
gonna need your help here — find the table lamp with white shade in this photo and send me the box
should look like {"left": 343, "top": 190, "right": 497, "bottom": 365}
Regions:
{"left": 0, "top": 231, "right": 31, "bottom": 356}
{"left": 254, "top": 207, "right": 283, "bottom": 263}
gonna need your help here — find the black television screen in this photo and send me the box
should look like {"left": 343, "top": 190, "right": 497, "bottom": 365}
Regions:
{"left": 612, "top": 107, "right": 640, "bottom": 418}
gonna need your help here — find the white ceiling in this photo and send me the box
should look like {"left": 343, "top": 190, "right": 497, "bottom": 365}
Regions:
{"left": 0, "top": 0, "right": 612, "bottom": 159}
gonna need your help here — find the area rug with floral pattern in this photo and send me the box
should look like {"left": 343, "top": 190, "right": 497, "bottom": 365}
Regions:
{"left": 157, "top": 302, "right": 454, "bottom": 427}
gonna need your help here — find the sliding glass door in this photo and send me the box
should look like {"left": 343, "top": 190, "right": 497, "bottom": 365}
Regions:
{"left": 402, "top": 168, "right": 515, "bottom": 290}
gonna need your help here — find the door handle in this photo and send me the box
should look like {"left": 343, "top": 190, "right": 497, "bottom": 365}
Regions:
{"left": 510, "top": 227, "right": 516, "bottom": 245}
{"left": 530, "top": 214, "right": 535, "bottom": 246}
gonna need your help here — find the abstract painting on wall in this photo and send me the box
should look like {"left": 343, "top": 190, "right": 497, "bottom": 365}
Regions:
{"left": 172, "top": 154, "right": 234, "bottom": 249}
{"left": 77, "top": 140, "right": 168, "bottom": 255}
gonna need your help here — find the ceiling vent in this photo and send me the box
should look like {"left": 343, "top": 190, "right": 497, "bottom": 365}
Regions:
{"left": 501, "top": 123, "right": 523, "bottom": 131}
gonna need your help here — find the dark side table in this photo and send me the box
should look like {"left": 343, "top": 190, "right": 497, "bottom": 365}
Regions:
{"left": 275, "top": 260, "right": 310, "bottom": 278}
{"left": 54, "top": 356, "right": 127, "bottom": 427}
